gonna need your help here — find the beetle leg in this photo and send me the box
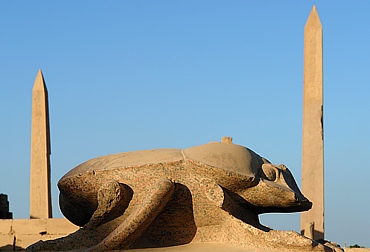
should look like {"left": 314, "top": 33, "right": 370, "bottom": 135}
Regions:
{"left": 86, "top": 179, "right": 175, "bottom": 251}
{"left": 85, "top": 180, "right": 129, "bottom": 229}
{"left": 200, "top": 178, "right": 266, "bottom": 231}
{"left": 200, "top": 178, "right": 225, "bottom": 207}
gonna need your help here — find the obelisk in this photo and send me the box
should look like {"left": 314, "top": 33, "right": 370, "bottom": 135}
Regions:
{"left": 300, "top": 5, "right": 324, "bottom": 240}
{"left": 30, "top": 69, "right": 52, "bottom": 219}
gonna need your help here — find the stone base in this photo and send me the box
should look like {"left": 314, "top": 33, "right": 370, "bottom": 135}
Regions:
{"left": 129, "top": 243, "right": 277, "bottom": 252}
{"left": 0, "top": 218, "right": 78, "bottom": 251}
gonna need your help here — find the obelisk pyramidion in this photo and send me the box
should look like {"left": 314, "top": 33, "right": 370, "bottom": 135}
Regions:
{"left": 30, "top": 69, "right": 52, "bottom": 219}
{"left": 300, "top": 5, "right": 324, "bottom": 240}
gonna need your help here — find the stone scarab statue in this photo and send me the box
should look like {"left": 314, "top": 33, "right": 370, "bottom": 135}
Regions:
{"left": 27, "top": 138, "right": 331, "bottom": 251}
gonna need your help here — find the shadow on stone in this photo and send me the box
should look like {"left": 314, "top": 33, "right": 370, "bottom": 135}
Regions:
{"left": 132, "top": 184, "right": 197, "bottom": 248}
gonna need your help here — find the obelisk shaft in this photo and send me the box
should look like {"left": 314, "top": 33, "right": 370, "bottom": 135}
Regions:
{"left": 300, "top": 5, "right": 324, "bottom": 240}
{"left": 30, "top": 70, "right": 52, "bottom": 219}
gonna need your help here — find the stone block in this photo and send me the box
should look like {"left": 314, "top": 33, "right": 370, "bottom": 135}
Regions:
{"left": 0, "top": 219, "right": 12, "bottom": 234}
{"left": 14, "top": 234, "right": 42, "bottom": 250}
{"left": 46, "top": 218, "right": 79, "bottom": 234}
{"left": 12, "top": 219, "right": 47, "bottom": 235}
{"left": 0, "top": 234, "right": 14, "bottom": 247}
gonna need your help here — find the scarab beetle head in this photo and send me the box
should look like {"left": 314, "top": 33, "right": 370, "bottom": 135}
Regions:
{"left": 184, "top": 141, "right": 312, "bottom": 213}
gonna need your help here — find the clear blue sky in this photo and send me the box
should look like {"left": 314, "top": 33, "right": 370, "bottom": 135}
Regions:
{"left": 1, "top": 1, "right": 369, "bottom": 248}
